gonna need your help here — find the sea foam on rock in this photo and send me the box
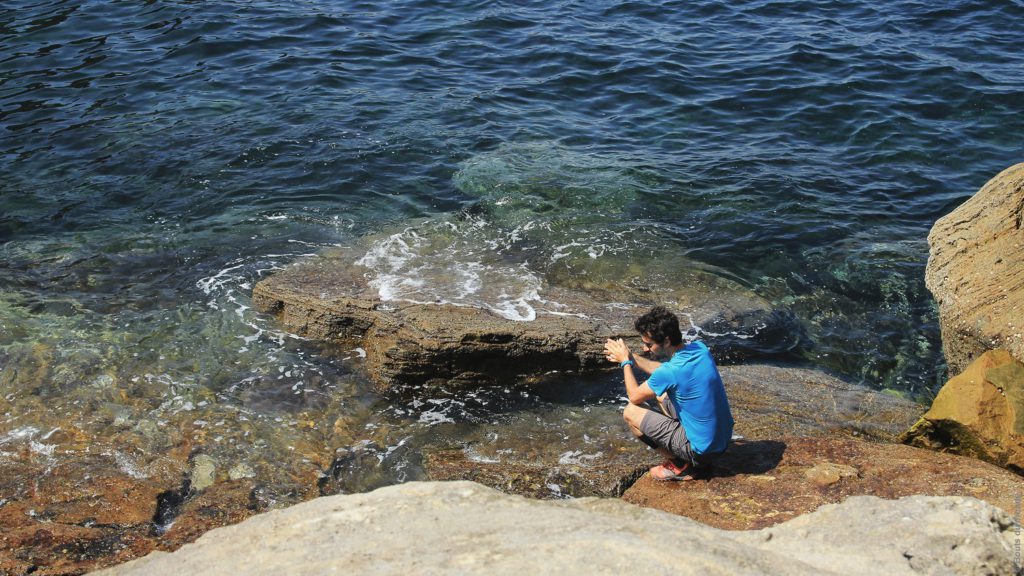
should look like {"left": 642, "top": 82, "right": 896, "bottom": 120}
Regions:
{"left": 91, "top": 480, "right": 1020, "bottom": 576}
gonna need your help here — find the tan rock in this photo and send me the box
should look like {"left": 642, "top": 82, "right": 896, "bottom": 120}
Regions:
{"left": 925, "top": 162, "right": 1024, "bottom": 376}
{"left": 804, "top": 463, "right": 858, "bottom": 486}
{"left": 901, "top": 349, "right": 1024, "bottom": 472}
{"left": 622, "top": 435, "right": 1024, "bottom": 531}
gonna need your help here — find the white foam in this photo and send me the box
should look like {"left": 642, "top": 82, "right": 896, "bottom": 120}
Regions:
{"left": 29, "top": 441, "right": 55, "bottom": 456}
{"left": 112, "top": 451, "right": 150, "bottom": 479}
{"left": 355, "top": 221, "right": 545, "bottom": 321}
{"left": 196, "top": 263, "right": 245, "bottom": 295}
{"left": 418, "top": 410, "right": 455, "bottom": 425}
{"left": 558, "top": 450, "right": 604, "bottom": 466}
{"left": 0, "top": 426, "right": 40, "bottom": 444}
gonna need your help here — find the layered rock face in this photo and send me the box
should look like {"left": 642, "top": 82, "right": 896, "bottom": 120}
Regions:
{"left": 925, "top": 162, "right": 1024, "bottom": 376}
{"left": 93, "top": 481, "right": 1019, "bottom": 576}
{"left": 902, "top": 349, "right": 1024, "bottom": 472}
{"left": 252, "top": 246, "right": 803, "bottom": 391}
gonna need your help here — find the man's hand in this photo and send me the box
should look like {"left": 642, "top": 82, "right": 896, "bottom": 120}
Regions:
{"left": 604, "top": 338, "right": 631, "bottom": 365}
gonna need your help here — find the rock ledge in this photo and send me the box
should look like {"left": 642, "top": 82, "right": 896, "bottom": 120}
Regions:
{"left": 93, "top": 481, "right": 1019, "bottom": 576}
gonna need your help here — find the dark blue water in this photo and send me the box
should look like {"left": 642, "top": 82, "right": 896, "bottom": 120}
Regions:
{"left": 2, "top": 0, "right": 1023, "bottom": 500}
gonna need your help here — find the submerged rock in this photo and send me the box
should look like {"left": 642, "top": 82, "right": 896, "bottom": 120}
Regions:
{"left": 901, "top": 349, "right": 1024, "bottom": 473}
{"left": 926, "top": 162, "right": 1024, "bottom": 376}
{"left": 622, "top": 435, "right": 1023, "bottom": 532}
{"left": 424, "top": 449, "right": 647, "bottom": 500}
{"left": 188, "top": 454, "right": 217, "bottom": 492}
{"left": 252, "top": 245, "right": 804, "bottom": 391}
{"left": 92, "top": 480, "right": 1018, "bottom": 576}
{"left": 0, "top": 450, "right": 186, "bottom": 575}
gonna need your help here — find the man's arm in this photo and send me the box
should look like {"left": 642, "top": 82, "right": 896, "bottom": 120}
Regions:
{"left": 630, "top": 353, "right": 661, "bottom": 376}
{"left": 604, "top": 338, "right": 658, "bottom": 404}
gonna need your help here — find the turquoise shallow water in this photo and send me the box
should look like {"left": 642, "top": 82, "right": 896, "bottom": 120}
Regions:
{"left": 2, "top": 0, "right": 1024, "bottom": 501}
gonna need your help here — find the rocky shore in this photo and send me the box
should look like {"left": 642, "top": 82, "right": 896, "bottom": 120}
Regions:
{"left": 2, "top": 164, "right": 1023, "bottom": 575}
{"left": 93, "top": 481, "right": 1019, "bottom": 576}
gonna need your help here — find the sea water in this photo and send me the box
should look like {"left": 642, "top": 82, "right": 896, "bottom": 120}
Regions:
{"left": 2, "top": 0, "right": 1023, "bottom": 503}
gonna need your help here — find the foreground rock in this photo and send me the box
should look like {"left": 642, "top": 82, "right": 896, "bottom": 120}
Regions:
{"left": 926, "top": 162, "right": 1024, "bottom": 376}
{"left": 93, "top": 481, "right": 1017, "bottom": 576}
{"left": 902, "top": 349, "right": 1024, "bottom": 473}
{"left": 252, "top": 245, "right": 803, "bottom": 391}
{"left": 623, "top": 435, "right": 1023, "bottom": 531}
{"left": 423, "top": 363, "right": 922, "bottom": 498}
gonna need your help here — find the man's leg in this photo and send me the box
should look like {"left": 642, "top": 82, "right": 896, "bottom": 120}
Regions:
{"left": 623, "top": 403, "right": 681, "bottom": 465}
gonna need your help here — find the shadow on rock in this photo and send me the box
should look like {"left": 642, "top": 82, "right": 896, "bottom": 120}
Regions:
{"left": 699, "top": 439, "right": 787, "bottom": 480}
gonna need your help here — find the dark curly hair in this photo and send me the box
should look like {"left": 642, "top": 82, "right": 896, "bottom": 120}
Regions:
{"left": 634, "top": 306, "right": 682, "bottom": 346}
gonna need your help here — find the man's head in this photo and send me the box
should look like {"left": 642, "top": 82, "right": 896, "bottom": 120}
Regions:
{"left": 634, "top": 306, "right": 682, "bottom": 359}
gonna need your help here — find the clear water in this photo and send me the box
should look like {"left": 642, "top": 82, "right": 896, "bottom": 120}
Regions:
{"left": 2, "top": 0, "right": 1023, "bottom": 505}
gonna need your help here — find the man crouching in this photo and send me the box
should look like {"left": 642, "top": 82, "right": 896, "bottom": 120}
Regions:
{"left": 604, "top": 306, "right": 734, "bottom": 481}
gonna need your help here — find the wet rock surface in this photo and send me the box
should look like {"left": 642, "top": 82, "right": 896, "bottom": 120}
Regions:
{"left": 902, "top": 349, "right": 1024, "bottom": 473}
{"left": 424, "top": 450, "right": 648, "bottom": 500}
{"left": 0, "top": 450, "right": 181, "bottom": 575}
{"left": 622, "top": 435, "right": 1024, "bottom": 531}
{"left": 251, "top": 246, "right": 805, "bottom": 391}
{"left": 925, "top": 162, "right": 1024, "bottom": 376}
{"left": 0, "top": 351, "right": 921, "bottom": 573}
{"left": 93, "top": 481, "right": 1019, "bottom": 576}
{"left": 423, "top": 363, "right": 922, "bottom": 498}
{"left": 0, "top": 445, "right": 267, "bottom": 576}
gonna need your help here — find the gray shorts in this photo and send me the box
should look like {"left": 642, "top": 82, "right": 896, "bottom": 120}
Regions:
{"left": 639, "top": 408, "right": 699, "bottom": 466}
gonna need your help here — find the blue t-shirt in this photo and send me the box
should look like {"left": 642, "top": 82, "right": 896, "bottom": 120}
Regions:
{"left": 645, "top": 341, "right": 733, "bottom": 454}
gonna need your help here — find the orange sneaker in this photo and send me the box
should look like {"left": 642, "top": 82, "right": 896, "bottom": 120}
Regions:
{"left": 649, "top": 460, "right": 695, "bottom": 481}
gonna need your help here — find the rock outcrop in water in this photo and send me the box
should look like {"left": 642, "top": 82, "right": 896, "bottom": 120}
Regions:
{"left": 925, "top": 162, "right": 1024, "bottom": 376}
{"left": 901, "top": 349, "right": 1024, "bottom": 473}
{"left": 92, "top": 481, "right": 1019, "bottom": 576}
{"left": 252, "top": 246, "right": 804, "bottom": 391}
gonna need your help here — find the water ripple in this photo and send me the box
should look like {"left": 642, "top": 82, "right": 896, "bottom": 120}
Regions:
{"left": 3, "top": 0, "right": 1024, "bottom": 394}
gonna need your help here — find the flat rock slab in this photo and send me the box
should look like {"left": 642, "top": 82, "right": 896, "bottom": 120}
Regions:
{"left": 622, "top": 435, "right": 1024, "bottom": 531}
{"left": 252, "top": 246, "right": 804, "bottom": 390}
{"left": 93, "top": 480, "right": 1018, "bottom": 576}
{"left": 926, "top": 162, "right": 1024, "bottom": 375}
{"left": 722, "top": 364, "right": 922, "bottom": 442}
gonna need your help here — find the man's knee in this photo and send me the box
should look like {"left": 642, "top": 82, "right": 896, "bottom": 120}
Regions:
{"left": 623, "top": 403, "right": 648, "bottom": 429}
